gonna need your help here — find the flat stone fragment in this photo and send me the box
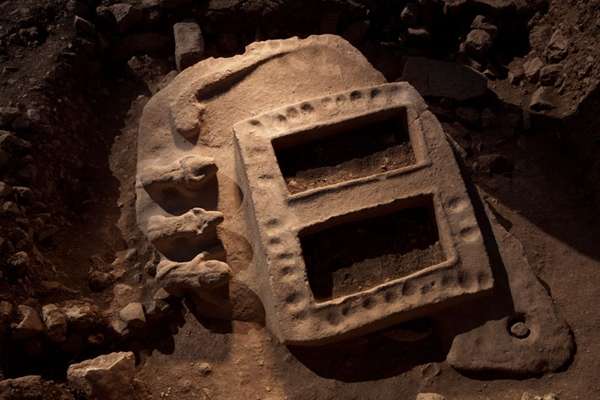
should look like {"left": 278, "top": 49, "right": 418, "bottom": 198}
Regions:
{"left": 173, "top": 22, "right": 204, "bottom": 71}
{"left": 67, "top": 352, "right": 136, "bottom": 400}
{"left": 444, "top": 198, "right": 574, "bottom": 375}
{"left": 401, "top": 57, "right": 487, "bottom": 101}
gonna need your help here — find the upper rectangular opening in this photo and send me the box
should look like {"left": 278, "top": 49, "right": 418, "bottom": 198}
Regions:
{"left": 272, "top": 108, "right": 416, "bottom": 194}
{"left": 299, "top": 194, "right": 446, "bottom": 302}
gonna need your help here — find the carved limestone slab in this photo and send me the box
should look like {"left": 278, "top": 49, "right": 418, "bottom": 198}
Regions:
{"left": 234, "top": 82, "right": 493, "bottom": 345}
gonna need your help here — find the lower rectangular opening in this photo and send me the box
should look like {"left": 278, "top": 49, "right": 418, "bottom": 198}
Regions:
{"left": 300, "top": 194, "right": 446, "bottom": 302}
{"left": 272, "top": 108, "right": 416, "bottom": 194}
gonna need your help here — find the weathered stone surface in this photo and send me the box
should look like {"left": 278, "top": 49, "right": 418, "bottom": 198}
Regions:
{"left": 0, "top": 375, "right": 74, "bottom": 400}
{"left": 401, "top": 57, "right": 487, "bottom": 101}
{"left": 67, "top": 352, "right": 136, "bottom": 400}
{"left": 42, "top": 304, "right": 67, "bottom": 342}
{"left": 445, "top": 199, "right": 574, "bottom": 375}
{"left": 174, "top": 22, "right": 204, "bottom": 71}
{"left": 12, "top": 305, "right": 45, "bottom": 339}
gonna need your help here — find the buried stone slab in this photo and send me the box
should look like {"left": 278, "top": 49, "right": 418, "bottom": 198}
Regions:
{"left": 234, "top": 83, "right": 493, "bottom": 345}
{"left": 440, "top": 196, "right": 574, "bottom": 375}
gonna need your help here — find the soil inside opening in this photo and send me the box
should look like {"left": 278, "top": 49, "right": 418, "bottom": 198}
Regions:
{"left": 300, "top": 195, "right": 446, "bottom": 301}
{"left": 273, "top": 109, "right": 416, "bottom": 194}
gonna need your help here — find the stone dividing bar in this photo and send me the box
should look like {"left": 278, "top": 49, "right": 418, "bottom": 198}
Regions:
{"left": 234, "top": 82, "right": 494, "bottom": 345}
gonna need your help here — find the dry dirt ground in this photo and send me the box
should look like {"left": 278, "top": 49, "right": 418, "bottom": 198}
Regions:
{"left": 0, "top": 0, "right": 599, "bottom": 399}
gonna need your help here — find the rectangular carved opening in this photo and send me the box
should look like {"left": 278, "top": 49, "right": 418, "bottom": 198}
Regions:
{"left": 299, "top": 194, "right": 446, "bottom": 302}
{"left": 272, "top": 108, "right": 416, "bottom": 194}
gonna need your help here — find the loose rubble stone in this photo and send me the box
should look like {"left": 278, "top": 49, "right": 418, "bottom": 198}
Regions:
{"left": 464, "top": 29, "right": 493, "bottom": 58}
{"left": 0, "top": 107, "right": 20, "bottom": 128}
{"left": 173, "top": 22, "right": 205, "bottom": 71}
{"left": 12, "top": 305, "right": 45, "bottom": 339}
{"left": 0, "top": 301, "right": 14, "bottom": 328}
{"left": 530, "top": 87, "right": 556, "bottom": 111}
{"left": 108, "top": 4, "right": 143, "bottom": 33}
{"left": 524, "top": 57, "right": 544, "bottom": 82}
{"left": 88, "top": 269, "right": 115, "bottom": 292}
{"left": 13, "top": 186, "right": 33, "bottom": 204}
{"left": 67, "top": 352, "right": 136, "bottom": 400}
{"left": 74, "top": 16, "right": 96, "bottom": 37}
{"left": 7, "top": 251, "right": 29, "bottom": 275}
{"left": 539, "top": 64, "right": 562, "bottom": 86}
{"left": 545, "top": 29, "right": 569, "bottom": 62}
{"left": 401, "top": 57, "right": 487, "bottom": 101}
{"left": 416, "top": 394, "right": 446, "bottom": 400}
{"left": 118, "top": 302, "right": 146, "bottom": 329}
{"left": 62, "top": 301, "right": 101, "bottom": 329}
{"left": 471, "top": 15, "right": 498, "bottom": 38}
{"left": 0, "top": 181, "right": 12, "bottom": 198}
{"left": 456, "top": 107, "right": 481, "bottom": 126}
{"left": 1, "top": 201, "right": 20, "bottom": 216}
{"left": 42, "top": 304, "right": 68, "bottom": 342}
{"left": 401, "top": 3, "right": 419, "bottom": 27}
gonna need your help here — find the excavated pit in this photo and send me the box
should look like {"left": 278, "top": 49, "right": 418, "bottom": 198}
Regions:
{"left": 273, "top": 108, "right": 416, "bottom": 194}
{"left": 300, "top": 194, "right": 445, "bottom": 301}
